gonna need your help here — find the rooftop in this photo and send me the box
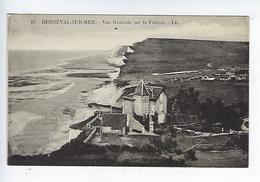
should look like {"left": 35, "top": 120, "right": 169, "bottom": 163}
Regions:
{"left": 101, "top": 113, "right": 127, "bottom": 130}
{"left": 119, "top": 80, "right": 164, "bottom": 101}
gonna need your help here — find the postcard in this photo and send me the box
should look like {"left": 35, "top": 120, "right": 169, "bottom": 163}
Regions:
{"left": 7, "top": 14, "right": 249, "bottom": 167}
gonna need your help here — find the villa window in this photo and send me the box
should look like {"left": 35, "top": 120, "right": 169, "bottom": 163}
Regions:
{"left": 160, "top": 103, "right": 163, "bottom": 112}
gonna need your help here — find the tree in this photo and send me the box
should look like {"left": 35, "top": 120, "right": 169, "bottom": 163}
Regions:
{"left": 171, "top": 86, "right": 248, "bottom": 131}
{"left": 173, "top": 87, "right": 200, "bottom": 115}
{"left": 199, "top": 98, "right": 246, "bottom": 131}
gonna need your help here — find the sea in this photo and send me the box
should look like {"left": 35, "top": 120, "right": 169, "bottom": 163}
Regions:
{"left": 8, "top": 49, "right": 124, "bottom": 156}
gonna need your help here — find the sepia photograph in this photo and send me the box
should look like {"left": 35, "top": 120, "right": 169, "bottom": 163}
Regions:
{"left": 7, "top": 14, "right": 249, "bottom": 167}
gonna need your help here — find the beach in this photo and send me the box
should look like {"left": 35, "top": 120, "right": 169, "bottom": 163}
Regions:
{"left": 8, "top": 49, "right": 124, "bottom": 155}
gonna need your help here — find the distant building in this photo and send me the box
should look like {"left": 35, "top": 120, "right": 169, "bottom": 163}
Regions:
{"left": 201, "top": 75, "right": 215, "bottom": 81}
{"left": 206, "top": 62, "right": 213, "bottom": 68}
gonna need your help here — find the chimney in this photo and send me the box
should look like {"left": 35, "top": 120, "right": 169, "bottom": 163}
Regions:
{"left": 141, "top": 77, "right": 144, "bottom": 96}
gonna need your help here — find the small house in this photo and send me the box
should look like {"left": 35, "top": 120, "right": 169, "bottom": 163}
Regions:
{"left": 101, "top": 113, "right": 127, "bottom": 135}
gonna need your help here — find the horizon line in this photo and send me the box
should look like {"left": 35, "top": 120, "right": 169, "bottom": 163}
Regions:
{"left": 8, "top": 37, "right": 249, "bottom": 51}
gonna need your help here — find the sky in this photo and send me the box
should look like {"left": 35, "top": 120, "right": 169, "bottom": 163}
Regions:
{"left": 8, "top": 15, "right": 249, "bottom": 50}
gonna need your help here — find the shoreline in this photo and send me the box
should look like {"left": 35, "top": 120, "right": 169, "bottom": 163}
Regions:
{"left": 8, "top": 48, "right": 125, "bottom": 156}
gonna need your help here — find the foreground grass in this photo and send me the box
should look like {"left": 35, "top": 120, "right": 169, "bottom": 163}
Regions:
{"left": 8, "top": 132, "right": 185, "bottom": 166}
{"left": 8, "top": 130, "right": 248, "bottom": 167}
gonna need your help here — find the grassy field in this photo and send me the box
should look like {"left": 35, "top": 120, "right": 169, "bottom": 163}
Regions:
{"left": 91, "top": 134, "right": 158, "bottom": 147}
{"left": 186, "top": 149, "right": 248, "bottom": 167}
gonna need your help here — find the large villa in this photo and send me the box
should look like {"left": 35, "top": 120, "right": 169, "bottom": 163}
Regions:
{"left": 118, "top": 79, "right": 167, "bottom": 134}
{"left": 75, "top": 79, "right": 168, "bottom": 139}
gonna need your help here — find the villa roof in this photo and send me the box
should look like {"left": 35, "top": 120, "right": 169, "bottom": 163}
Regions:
{"left": 146, "top": 85, "right": 164, "bottom": 101}
{"left": 118, "top": 81, "right": 165, "bottom": 101}
{"left": 134, "top": 79, "right": 150, "bottom": 96}
{"left": 120, "top": 86, "right": 136, "bottom": 98}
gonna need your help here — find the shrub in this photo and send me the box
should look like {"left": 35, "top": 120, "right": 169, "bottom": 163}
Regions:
{"left": 150, "top": 135, "right": 178, "bottom": 152}
{"left": 184, "top": 149, "right": 197, "bottom": 161}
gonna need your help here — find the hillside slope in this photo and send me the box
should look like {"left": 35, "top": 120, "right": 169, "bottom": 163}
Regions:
{"left": 120, "top": 38, "right": 249, "bottom": 77}
{"left": 118, "top": 38, "right": 249, "bottom": 104}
